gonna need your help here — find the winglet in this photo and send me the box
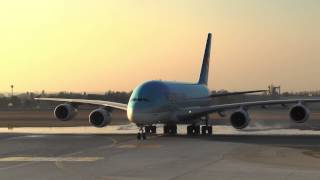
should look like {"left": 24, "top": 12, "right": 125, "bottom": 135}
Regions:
{"left": 198, "top": 33, "right": 212, "bottom": 86}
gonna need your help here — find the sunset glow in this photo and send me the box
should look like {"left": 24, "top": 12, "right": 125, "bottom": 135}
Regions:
{"left": 0, "top": 0, "right": 319, "bottom": 93}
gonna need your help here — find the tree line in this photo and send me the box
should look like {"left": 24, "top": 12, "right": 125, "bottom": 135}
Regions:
{"left": 0, "top": 90, "right": 319, "bottom": 110}
{"left": 0, "top": 91, "right": 131, "bottom": 110}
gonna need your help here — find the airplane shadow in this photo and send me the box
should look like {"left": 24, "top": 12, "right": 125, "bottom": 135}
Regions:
{"left": 167, "top": 134, "right": 320, "bottom": 150}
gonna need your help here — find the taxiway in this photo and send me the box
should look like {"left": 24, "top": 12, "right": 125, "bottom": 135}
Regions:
{"left": 1, "top": 128, "right": 320, "bottom": 180}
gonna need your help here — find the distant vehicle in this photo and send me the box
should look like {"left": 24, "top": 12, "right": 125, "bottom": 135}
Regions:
{"left": 36, "top": 33, "right": 320, "bottom": 140}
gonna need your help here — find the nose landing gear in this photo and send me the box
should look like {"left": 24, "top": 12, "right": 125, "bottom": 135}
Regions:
{"left": 137, "top": 127, "right": 146, "bottom": 140}
{"left": 137, "top": 125, "right": 157, "bottom": 140}
{"left": 145, "top": 126, "right": 157, "bottom": 134}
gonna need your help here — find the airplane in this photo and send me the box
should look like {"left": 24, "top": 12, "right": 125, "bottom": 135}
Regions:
{"left": 35, "top": 33, "right": 320, "bottom": 140}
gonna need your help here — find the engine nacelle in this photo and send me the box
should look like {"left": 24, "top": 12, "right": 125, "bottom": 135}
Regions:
{"left": 289, "top": 104, "right": 310, "bottom": 123}
{"left": 54, "top": 104, "right": 77, "bottom": 121}
{"left": 89, "top": 108, "right": 112, "bottom": 128}
{"left": 230, "top": 109, "right": 250, "bottom": 129}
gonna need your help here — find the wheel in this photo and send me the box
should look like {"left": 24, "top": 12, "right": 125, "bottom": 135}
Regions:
{"left": 163, "top": 126, "right": 168, "bottom": 134}
{"left": 172, "top": 126, "right": 177, "bottom": 135}
{"left": 188, "top": 125, "right": 195, "bottom": 136}
{"left": 187, "top": 126, "right": 191, "bottom": 136}
{"left": 169, "top": 125, "right": 177, "bottom": 135}
{"left": 145, "top": 126, "right": 151, "bottom": 134}
{"left": 187, "top": 125, "right": 198, "bottom": 136}
{"left": 201, "top": 126, "right": 207, "bottom": 135}
{"left": 137, "top": 133, "right": 141, "bottom": 140}
{"left": 151, "top": 126, "right": 157, "bottom": 134}
{"left": 195, "top": 126, "right": 200, "bottom": 135}
{"left": 142, "top": 133, "right": 146, "bottom": 140}
{"left": 207, "top": 126, "right": 212, "bottom": 135}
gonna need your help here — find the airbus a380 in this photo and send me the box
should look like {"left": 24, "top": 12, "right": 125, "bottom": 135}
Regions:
{"left": 36, "top": 33, "right": 320, "bottom": 140}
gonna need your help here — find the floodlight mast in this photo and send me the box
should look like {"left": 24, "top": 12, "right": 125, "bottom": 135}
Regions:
{"left": 10, "top": 85, "right": 14, "bottom": 97}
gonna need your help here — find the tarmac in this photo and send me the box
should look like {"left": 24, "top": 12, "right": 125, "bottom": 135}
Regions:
{"left": 2, "top": 125, "right": 320, "bottom": 180}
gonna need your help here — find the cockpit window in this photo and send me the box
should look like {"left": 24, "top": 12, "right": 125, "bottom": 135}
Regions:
{"left": 132, "top": 97, "right": 149, "bottom": 102}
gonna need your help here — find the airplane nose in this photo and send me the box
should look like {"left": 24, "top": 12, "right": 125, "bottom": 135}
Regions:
{"left": 127, "top": 107, "right": 135, "bottom": 122}
{"left": 127, "top": 107, "right": 147, "bottom": 124}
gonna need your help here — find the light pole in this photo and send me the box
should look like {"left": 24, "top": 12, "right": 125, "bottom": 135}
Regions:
{"left": 10, "top": 85, "right": 14, "bottom": 97}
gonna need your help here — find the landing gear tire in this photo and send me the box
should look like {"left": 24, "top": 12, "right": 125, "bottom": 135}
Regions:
{"left": 201, "top": 126, "right": 213, "bottom": 136}
{"left": 170, "top": 125, "right": 177, "bottom": 135}
{"left": 151, "top": 126, "right": 156, "bottom": 134}
{"left": 201, "top": 126, "right": 207, "bottom": 135}
{"left": 145, "top": 126, "right": 157, "bottom": 134}
{"left": 187, "top": 125, "right": 200, "bottom": 136}
{"left": 137, "top": 127, "right": 147, "bottom": 140}
{"left": 163, "top": 126, "right": 168, "bottom": 134}
{"left": 145, "top": 126, "right": 150, "bottom": 134}
{"left": 207, "top": 126, "right": 212, "bottom": 135}
{"left": 164, "top": 125, "right": 177, "bottom": 135}
{"left": 187, "top": 126, "right": 192, "bottom": 136}
{"left": 195, "top": 126, "right": 200, "bottom": 135}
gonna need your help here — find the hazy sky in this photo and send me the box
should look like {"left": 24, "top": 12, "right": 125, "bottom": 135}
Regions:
{"left": 0, "top": 0, "right": 319, "bottom": 93}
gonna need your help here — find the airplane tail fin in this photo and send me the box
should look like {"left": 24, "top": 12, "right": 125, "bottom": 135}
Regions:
{"left": 198, "top": 33, "right": 212, "bottom": 86}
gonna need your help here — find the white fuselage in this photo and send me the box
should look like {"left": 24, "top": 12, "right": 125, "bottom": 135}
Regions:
{"left": 127, "top": 80, "right": 211, "bottom": 125}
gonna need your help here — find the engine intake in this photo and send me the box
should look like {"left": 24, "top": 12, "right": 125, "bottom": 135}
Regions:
{"left": 230, "top": 109, "right": 250, "bottom": 129}
{"left": 89, "top": 108, "right": 112, "bottom": 128}
{"left": 54, "top": 104, "right": 77, "bottom": 121}
{"left": 289, "top": 104, "right": 310, "bottom": 123}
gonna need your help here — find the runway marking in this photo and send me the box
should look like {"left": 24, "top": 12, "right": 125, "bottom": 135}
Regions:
{"left": 54, "top": 137, "right": 118, "bottom": 170}
{"left": 0, "top": 157, "right": 103, "bottom": 162}
{"left": 96, "top": 137, "right": 118, "bottom": 150}
{"left": 0, "top": 136, "right": 119, "bottom": 171}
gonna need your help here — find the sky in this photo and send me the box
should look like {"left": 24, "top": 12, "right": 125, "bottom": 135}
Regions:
{"left": 0, "top": 0, "right": 319, "bottom": 93}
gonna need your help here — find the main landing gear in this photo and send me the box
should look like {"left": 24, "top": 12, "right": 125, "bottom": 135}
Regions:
{"left": 201, "top": 126, "right": 213, "bottom": 136}
{"left": 137, "top": 124, "right": 212, "bottom": 139}
{"left": 187, "top": 125, "right": 212, "bottom": 136}
{"left": 163, "top": 125, "right": 177, "bottom": 135}
{"left": 137, "top": 125, "right": 157, "bottom": 140}
{"left": 145, "top": 125, "right": 157, "bottom": 134}
{"left": 187, "top": 125, "right": 200, "bottom": 136}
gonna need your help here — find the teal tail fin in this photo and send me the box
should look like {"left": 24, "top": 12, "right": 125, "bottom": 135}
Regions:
{"left": 198, "top": 33, "right": 212, "bottom": 86}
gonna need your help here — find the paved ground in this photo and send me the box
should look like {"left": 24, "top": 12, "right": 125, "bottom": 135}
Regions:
{"left": 2, "top": 109, "right": 320, "bottom": 179}
{"left": 2, "top": 131, "right": 320, "bottom": 180}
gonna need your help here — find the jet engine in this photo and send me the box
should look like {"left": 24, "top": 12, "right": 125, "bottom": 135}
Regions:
{"left": 289, "top": 104, "right": 310, "bottom": 123}
{"left": 89, "top": 108, "right": 112, "bottom": 128}
{"left": 230, "top": 109, "right": 250, "bottom": 129}
{"left": 54, "top": 104, "right": 77, "bottom": 121}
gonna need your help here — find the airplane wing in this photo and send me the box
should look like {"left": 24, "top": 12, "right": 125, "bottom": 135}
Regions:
{"left": 209, "top": 90, "right": 266, "bottom": 98}
{"left": 34, "top": 98, "right": 127, "bottom": 111}
{"left": 178, "top": 99, "right": 320, "bottom": 119}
